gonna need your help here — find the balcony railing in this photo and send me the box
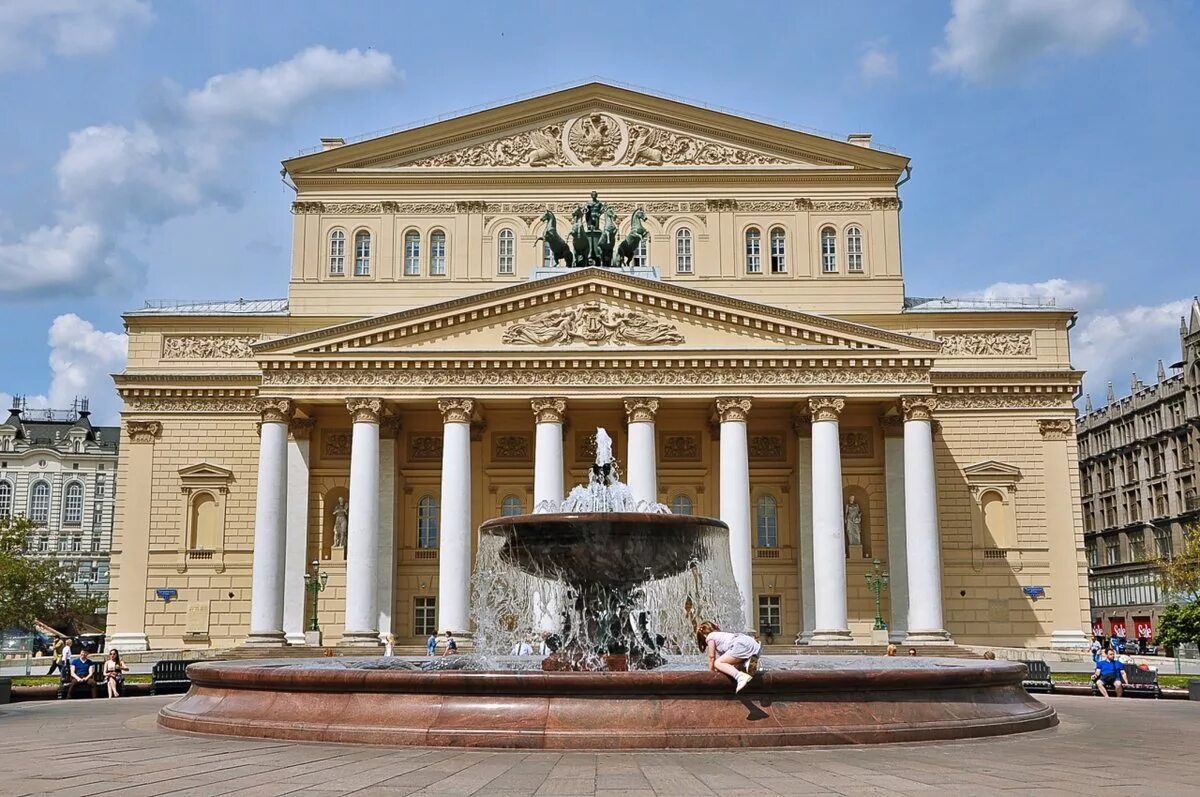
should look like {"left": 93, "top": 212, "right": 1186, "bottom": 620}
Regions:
{"left": 187, "top": 549, "right": 214, "bottom": 560}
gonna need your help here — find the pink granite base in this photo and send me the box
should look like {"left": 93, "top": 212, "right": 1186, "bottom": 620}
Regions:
{"left": 158, "top": 658, "right": 1056, "bottom": 749}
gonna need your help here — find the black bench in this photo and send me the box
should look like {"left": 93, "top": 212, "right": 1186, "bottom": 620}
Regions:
{"left": 1018, "top": 660, "right": 1054, "bottom": 693}
{"left": 1092, "top": 665, "right": 1161, "bottom": 698}
{"left": 57, "top": 660, "right": 102, "bottom": 699}
{"left": 150, "top": 659, "right": 202, "bottom": 695}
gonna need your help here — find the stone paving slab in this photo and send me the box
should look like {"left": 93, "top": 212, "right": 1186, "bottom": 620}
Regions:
{"left": 1, "top": 694, "right": 1198, "bottom": 796}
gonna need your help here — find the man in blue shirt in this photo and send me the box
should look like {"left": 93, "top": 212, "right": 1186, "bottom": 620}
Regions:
{"left": 1092, "top": 648, "right": 1128, "bottom": 697}
{"left": 68, "top": 649, "right": 97, "bottom": 698}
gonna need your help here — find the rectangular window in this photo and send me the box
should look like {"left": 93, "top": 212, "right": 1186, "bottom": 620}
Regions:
{"left": 1129, "top": 531, "right": 1145, "bottom": 562}
{"left": 58, "top": 536, "right": 70, "bottom": 553}
{"left": 404, "top": 235, "right": 421, "bottom": 276}
{"left": 769, "top": 232, "right": 786, "bottom": 273}
{"left": 95, "top": 478, "right": 105, "bottom": 498}
{"left": 498, "top": 235, "right": 515, "bottom": 274}
{"left": 745, "top": 232, "right": 761, "bottom": 274}
{"left": 414, "top": 596, "right": 437, "bottom": 636}
{"left": 37, "top": 536, "right": 48, "bottom": 553}
{"left": 354, "top": 233, "right": 371, "bottom": 276}
{"left": 64, "top": 487, "right": 83, "bottom": 526}
{"left": 757, "top": 595, "right": 781, "bottom": 635}
{"left": 329, "top": 234, "right": 345, "bottom": 275}
{"left": 1105, "top": 539, "right": 1120, "bottom": 566}
{"left": 1155, "top": 528, "right": 1173, "bottom": 559}
{"left": 71, "top": 536, "right": 82, "bottom": 553}
{"left": 847, "top": 230, "right": 864, "bottom": 272}
{"left": 1086, "top": 542, "right": 1098, "bottom": 568}
{"left": 91, "top": 533, "right": 102, "bottom": 552}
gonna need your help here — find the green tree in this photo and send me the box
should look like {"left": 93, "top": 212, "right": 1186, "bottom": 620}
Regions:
{"left": 1156, "top": 602, "right": 1200, "bottom": 651}
{"left": 0, "top": 516, "right": 102, "bottom": 634}
{"left": 1157, "top": 522, "right": 1200, "bottom": 603}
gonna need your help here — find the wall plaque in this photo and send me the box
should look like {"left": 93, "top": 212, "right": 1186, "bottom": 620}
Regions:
{"left": 321, "top": 429, "right": 351, "bottom": 459}
{"left": 748, "top": 434, "right": 785, "bottom": 461}
{"left": 839, "top": 428, "right": 874, "bottom": 459}
{"left": 410, "top": 434, "right": 444, "bottom": 461}
{"left": 492, "top": 434, "right": 531, "bottom": 461}
{"left": 661, "top": 434, "right": 700, "bottom": 462}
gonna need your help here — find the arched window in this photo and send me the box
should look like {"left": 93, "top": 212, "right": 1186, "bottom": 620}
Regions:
{"left": 29, "top": 481, "right": 50, "bottom": 525}
{"left": 353, "top": 231, "right": 371, "bottom": 276}
{"left": 542, "top": 240, "right": 556, "bottom": 267}
{"left": 190, "top": 492, "right": 219, "bottom": 549}
{"left": 675, "top": 228, "right": 693, "bottom": 274}
{"left": 670, "top": 494, "right": 694, "bottom": 515}
{"left": 404, "top": 231, "right": 421, "bottom": 276}
{"left": 417, "top": 495, "right": 439, "bottom": 548}
{"left": 328, "top": 229, "right": 346, "bottom": 275}
{"left": 0, "top": 480, "right": 12, "bottom": 518}
{"left": 769, "top": 228, "right": 787, "bottom": 274}
{"left": 500, "top": 495, "right": 524, "bottom": 516}
{"left": 633, "top": 236, "right": 648, "bottom": 268}
{"left": 744, "top": 227, "right": 762, "bottom": 274}
{"left": 846, "top": 225, "right": 864, "bottom": 272}
{"left": 755, "top": 495, "right": 778, "bottom": 548}
{"left": 498, "top": 228, "right": 515, "bottom": 274}
{"left": 63, "top": 482, "right": 83, "bottom": 526}
{"left": 820, "top": 227, "right": 837, "bottom": 273}
{"left": 429, "top": 230, "right": 447, "bottom": 276}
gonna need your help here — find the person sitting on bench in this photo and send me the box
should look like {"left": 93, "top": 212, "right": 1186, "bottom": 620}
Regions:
{"left": 68, "top": 650, "right": 97, "bottom": 697}
{"left": 1092, "top": 648, "right": 1129, "bottom": 697}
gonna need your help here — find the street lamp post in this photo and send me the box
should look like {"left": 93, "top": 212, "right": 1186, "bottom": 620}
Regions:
{"left": 303, "top": 559, "right": 329, "bottom": 634}
{"left": 865, "top": 559, "right": 889, "bottom": 631}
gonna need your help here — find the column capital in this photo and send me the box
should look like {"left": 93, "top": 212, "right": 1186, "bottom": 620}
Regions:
{"left": 380, "top": 415, "right": 403, "bottom": 439}
{"left": 808, "top": 396, "right": 845, "bottom": 422}
{"left": 791, "top": 414, "right": 812, "bottom": 437}
{"left": 256, "top": 398, "right": 294, "bottom": 424}
{"left": 125, "top": 420, "right": 162, "bottom": 444}
{"left": 346, "top": 397, "right": 385, "bottom": 424}
{"left": 437, "top": 398, "right": 474, "bottom": 424}
{"left": 1038, "top": 419, "right": 1073, "bottom": 440}
{"left": 624, "top": 397, "right": 660, "bottom": 424}
{"left": 715, "top": 396, "right": 752, "bottom": 423}
{"left": 879, "top": 413, "right": 905, "bottom": 438}
{"left": 289, "top": 417, "right": 316, "bottom": 440}
{"left": 530, "top": 397, "right": 567, "bottom": 424}
{"left": 901, "top": 395, "right": 938, "bottom": 422}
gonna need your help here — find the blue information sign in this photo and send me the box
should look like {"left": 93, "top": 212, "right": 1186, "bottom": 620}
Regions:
{"left": 155, "top": 588, "right": 178, "bottom": 602}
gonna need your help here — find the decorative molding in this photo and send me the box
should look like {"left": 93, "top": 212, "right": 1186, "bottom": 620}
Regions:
{"left": 382, "top": 201, "right": 456, "bottom": 214}
{"left": 502, "top": 302, "right": 684, "bottom": 347}
{"left": 878, "top": 414, "right": 905, "bottom": 437}
{"left": 705, "top": 198, "right": 738, "bottom": 212}
{"left": 345, "top": 397, "right": 384, "bottom": 424}
{"left": 530, "top": 397, "right": 567, "bottom": 424}
{"left": 492, "top": 434, "right": 531, "bottom": 461}
{"left": 791, "top": 414, "right": 812, "bottom": 437}
{"left": 121, "top": 397, "right": 259, "bottom": 413}
{"left": 125, "top": 420, "right": 162, "bottom": 444}
{"left": 934, "top": 392, "right": 1074, "bottom": 410}
{"left": 661, "top": 433, "right": 700, "bottom": 461}
{"left": 289, "top": 418, "right": 316, "bottom": 441}
{"left": 256, "top": 398, "right": 294, "bottom": 424}
{"left": 839, "top": 427, "right": 875, "bottom": 458}
{"left": 455, "top": 200, "right": 488, "bottom": 213}
{"left": 162, "top": 335, "right": 258, "bottom": 360}
{"left": 624, "top": 397, "right": 660, "bottom": 424}
{"left": 901, "top": 396, "right": 938, "bottom": 422}
{"left": 1038, "top": 419, "right": 1074, "bottom": 440}
{"left": 321, "top": 429, "right": 351, "bottom": 458}
{"left": 869, "top": 197, "right": 900, "bottom": 210}
{"left": 575, "top": 430, "right": 598, "bottom": 462}
{"left": 380, "top": 415, "right": 403, "bottom": 438}
{"left": 935, "top": 331, "right": 1033, "bottom": 357}
{"left": 437, "top": 398, "right": 474, "bottom": 424}
{"left": 738, "top": 199, "right": 810, "bottom": 212}
{"left": 748, "top": 434, "right": 785, "bottom": 461}
{"left": 808, "top": 396, "right": 845, "bottom": 422}
{"left": 409, "top": 434, "right": 443, "bottom": 461}
{"left": 811, "top": 200, "right": 871, "bottom": 212}
{"left": 291, "top": 201, "right": 461, "bottom": 215}
{"left": 715, "top": 396, "right": 752, "bottom": 423}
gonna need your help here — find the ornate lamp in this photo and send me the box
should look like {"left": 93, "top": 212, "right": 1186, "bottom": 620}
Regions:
{"left": 303, "top": 559, "right": 329, "bottom": 633}
{"left": 865, "top": 559, "right": 889, "bottom": 631}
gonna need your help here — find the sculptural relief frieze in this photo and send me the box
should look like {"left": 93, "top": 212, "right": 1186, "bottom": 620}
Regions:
{"left": 122, "top": 397, "right": 260, "bottom": 413}
{"left": 661, "top": 434, "right": 700, "bottom": 461}
{"left": 502, "top": 302, "right": 684, "bottom": 346}
{"left": 162, "top": 335, "right": 258, "bottom": 360}
{"left": 748, "top": 434, "right": 785, "bottom": 461}
{"left": 839, "top": 428, "right": 874, "bottom": 458}
{"left": 492, "top": 434, "right": 532, "bottom": 461}
{"left": 935, "top": 393, "right": 1073, "bottom": 410}
{"left": 935, "top": 332, "right": 1034, "bottom": 357}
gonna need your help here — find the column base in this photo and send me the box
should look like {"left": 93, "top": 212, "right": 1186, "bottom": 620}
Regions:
{"left": 241, "top": 631, "right": 287, "bottom": 647}
{"left": 795, "top": 631, "right": 813, "bottom": 646}
{"left": 108, "top": 632, "right": 149, "bottom": 652}
{"left": 809, "top": 629, "right": 855, "bottom": 646}
{"left": 340, "top": 630, "right": 383, "bottom": 647}
{"left": 284, "top": 632, "right": 307, "bottom": 646}
{"left": 1049, "top": 629, "right": 1091, "bottom": 650}
{"left": 905, "top": 629, "right": 954, "bottom": 645}
{"left": 888, "top": 630, "right": 909, "bottom": 644}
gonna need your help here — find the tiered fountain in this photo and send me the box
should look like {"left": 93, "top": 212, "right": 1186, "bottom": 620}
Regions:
{"left": 160, "top": 429, "right": 1055, "bottom": 748}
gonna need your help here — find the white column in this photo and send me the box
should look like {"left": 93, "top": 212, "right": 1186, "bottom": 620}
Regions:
{"left": 794, "top": 416, "right": 815, "bottom": 643}
{"left": 883, "top": 419, "right": 910, "bottom": 643}
{"left": 376, "top": 418, "right": 398, "bottom": 642}
{"left": 438, "top": 398, "right": 473, "bottom": 637}
{"left": 245, "top": 399, "right": 292, "bottom": 646}
{"left": 625, "top": 398, "right": 660, "bottom": 507}
{"left": 902, "top": 397, "right": 952, "bottom": 644}
{"left": 283, "top": 418, "right": 313, "bottom": 645}
{"left": 531, "top": 398, "right": 566, "bottom": 509}
{"left": 342, "top": 398, "right": 383, "bottom": 646}
{"left": 717, "top": 397, "right": 754, "bottom": 628}
{"left": 809, "top": 396, "right": 852, "bottom": 644}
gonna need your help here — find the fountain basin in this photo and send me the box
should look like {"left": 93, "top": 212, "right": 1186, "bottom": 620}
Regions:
{"left": 158, "top": 656, "right": 1056, "bottom": 748}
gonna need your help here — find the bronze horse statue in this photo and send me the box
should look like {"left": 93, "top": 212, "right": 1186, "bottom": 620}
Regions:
{"left": 536, "top": 210, "right": 573, "bottom": 268}
{"left": 597, "top": 207, "right": 619, "bottom": 268}
{"left": 615, "top": 208, "right": 650, "bottom": 268}
{"left": 568, "top": 205, "right": 590, "bottom": 267}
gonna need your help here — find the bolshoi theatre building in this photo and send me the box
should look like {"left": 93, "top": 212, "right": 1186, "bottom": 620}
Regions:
{"left": 106, "top": 83, "right": 1091, "bottom": 652}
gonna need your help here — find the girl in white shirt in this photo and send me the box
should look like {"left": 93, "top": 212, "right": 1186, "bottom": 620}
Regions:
{"left": 696, "top": 621, "right": 760, "bottom": 693}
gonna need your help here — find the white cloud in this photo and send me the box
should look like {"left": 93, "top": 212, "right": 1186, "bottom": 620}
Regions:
{"left": 0, "top": 0, "right": 152, "bottom": 73}
{"left": 1074, "top": 299, "right": 1191, "bottom": 402}
{"left": 962, "top": 277, "right": 1102, "bottom": 308}
{"left": 0, "top": 392, "right": 49, "bottom": 413}
{"left": 859, "top": 44, "right": 898, "bottom": 82}
{"left": 0, "top": 46, "right": 399, "bottom": 299}
{"left": 933, "top": 0, "right": 1146, "bottom": 82}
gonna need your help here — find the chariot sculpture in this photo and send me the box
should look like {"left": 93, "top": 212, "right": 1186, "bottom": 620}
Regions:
{"left": 535, "top": 191, "right": 649, "bottom": 269}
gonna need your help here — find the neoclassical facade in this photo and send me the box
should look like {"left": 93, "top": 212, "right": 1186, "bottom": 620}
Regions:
{"left": 107, "top": 83, "right": 1090, "bottom": 651}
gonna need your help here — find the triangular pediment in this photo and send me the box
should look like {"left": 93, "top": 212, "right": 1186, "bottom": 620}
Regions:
{"left": 178, "top": 462, "right": 235, "bottom": 486}
{"left": 256, "top": 268, "right": 939, "bottom": 359}
{"left": 284, "top": 82, "right": 908, "bottom": 175}
{"left": 963, "top": 460, "right": 1023, "bottom": 480}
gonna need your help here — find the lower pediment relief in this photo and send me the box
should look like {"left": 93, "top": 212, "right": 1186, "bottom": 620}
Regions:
{"left": 502, "top": 302, "right": 684, "bottom": 346}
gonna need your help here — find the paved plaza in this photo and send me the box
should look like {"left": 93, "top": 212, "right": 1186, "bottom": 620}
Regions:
{"left": 1, "top": 694, "right": 1198, "bottom": 796}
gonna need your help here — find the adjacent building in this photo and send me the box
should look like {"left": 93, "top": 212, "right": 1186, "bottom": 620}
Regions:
{"left": 0, "top": 398, "right": 120, "bottom": 618}
{"left": 1077, "top": 298, "right": 1200, "bottom": 644}
{"left": 106, "top": 82, "right": 1091, "bottom": 652}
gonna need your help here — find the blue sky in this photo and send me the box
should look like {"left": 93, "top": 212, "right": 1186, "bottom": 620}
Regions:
{"left": 1, "top": 0, "right": 1197, "bottom": 423}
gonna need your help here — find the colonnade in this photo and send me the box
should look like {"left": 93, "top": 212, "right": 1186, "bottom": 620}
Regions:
{"left": 243, "top": 394, "right": 952, "bottom": 647}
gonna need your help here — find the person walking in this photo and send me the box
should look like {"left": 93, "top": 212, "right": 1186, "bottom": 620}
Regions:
{"left": 46, "top": 637, "right": 65, "bottom": 676}
{"left": 383, "top": 634, "right": 395, "bottom": 658}
{"left": 426, "top": 633, "right": 438, "bottom": 656}
{"left": 103, "top": 649, "right": 128, "bottom": 698}
{"left": 695, "top": 621, "right": 760, "bottom": 693}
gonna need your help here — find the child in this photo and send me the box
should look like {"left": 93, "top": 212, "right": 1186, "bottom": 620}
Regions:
{"left": 696, "top": 621, "right": 760, "bottom": 693}
{"left": 383, "top": 634, "right": 395, "bottom": 657}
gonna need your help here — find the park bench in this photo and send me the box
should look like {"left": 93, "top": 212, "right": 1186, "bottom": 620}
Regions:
{"left": 57, "top": 659, "right": 102, "bottom": 699}
{"left": 1018, "top": 660, "right": 1054, "bottom": 693}
{"left": 1090, "top": 664, "right": 1161, "bottom": 698}
{"left": 150, "top": 659, "right": 202, "bottom": 695}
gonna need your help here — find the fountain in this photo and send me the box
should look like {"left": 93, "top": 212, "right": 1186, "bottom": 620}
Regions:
{"left": 159, "top": 428, "right": 1056, "bottom": 748}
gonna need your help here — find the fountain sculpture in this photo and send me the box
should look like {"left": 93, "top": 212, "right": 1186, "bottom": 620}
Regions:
{"left": 160, "top": 429, "right": 1057, "bottom": 748}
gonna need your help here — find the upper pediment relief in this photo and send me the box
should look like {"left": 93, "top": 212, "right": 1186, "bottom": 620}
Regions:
{"left": 391, "top": 112, "right": 803, "bottom": 169}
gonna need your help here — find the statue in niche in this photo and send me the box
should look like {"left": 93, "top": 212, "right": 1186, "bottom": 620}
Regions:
{"left": 844, "top": 495, "right": 863, "bottom": 547}
{"left": 332, "top": 496, "right": 349, "bottom": 549}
